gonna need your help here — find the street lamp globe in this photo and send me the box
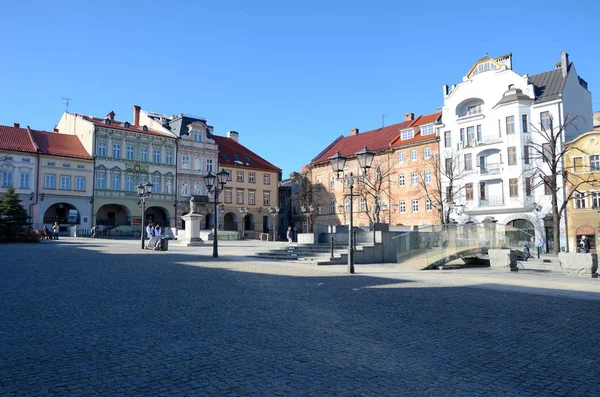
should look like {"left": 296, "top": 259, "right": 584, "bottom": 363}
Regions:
{"left": 328, "top": 151, "right": 347, "bottom": 175}
{"left": 203, "top": 172, "right": 216, "bottom": 191}
{"left": 217, "top": 169, "right": 229, "bottom": 185}
{"left": 136, "top": 182, "right": 145, "bottom": 195}
{"left": 144, "top": 181, "right": 153, "bottom": 194}
{"left": 355, "top": 146, "right": 375, "bottom": 171}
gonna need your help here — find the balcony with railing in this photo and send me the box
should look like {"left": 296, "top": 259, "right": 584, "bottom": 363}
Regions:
{"left": 478, "top": 163, "right": 502, "bottom": 175}
{"left": 475, "top": 136, "right": 503, "bottom": 146}
{"left": 479, "top": 195, "right": 504, "bottom": 207}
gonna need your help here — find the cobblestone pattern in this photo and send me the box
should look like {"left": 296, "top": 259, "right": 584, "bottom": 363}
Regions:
{"left": 1, "top": 241, "right": 600, "bottom": 396}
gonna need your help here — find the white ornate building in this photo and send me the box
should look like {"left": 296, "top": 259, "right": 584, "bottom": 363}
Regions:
{"left": 438, "top": 51, "right": 593, "bottom": 252}
{"left": 136, "top": 106, "right": 219, "bottom": 236}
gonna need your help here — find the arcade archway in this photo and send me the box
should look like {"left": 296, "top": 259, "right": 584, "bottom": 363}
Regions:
{"left": 43, "top": 203, "right": 80, "bottom": 225}
{"left": 224, "top": 212, "right": 238, "bottom": 231}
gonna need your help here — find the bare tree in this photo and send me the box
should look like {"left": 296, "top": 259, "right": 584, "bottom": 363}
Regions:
{"left": 526, "top": 114, "right": 600, "bottom": 254}
{"left": 293, "top": 171, "right": 326, "bottom": 233}
{"left": 417, "top": 150, "right": 469, "bottom": 225}
{"left": 354, "top": 156, "right": 395, "bottom": 225}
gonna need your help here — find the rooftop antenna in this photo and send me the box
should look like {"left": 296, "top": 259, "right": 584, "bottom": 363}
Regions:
{"left": 382, "top": 113, "right": 387, "bottom": 128}
{"left": 62, "top": 97, "right": 75, "bottom": 113}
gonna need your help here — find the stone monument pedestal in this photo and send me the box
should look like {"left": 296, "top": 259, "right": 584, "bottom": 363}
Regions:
{"left": 179, "top": 197, "right": 205, "bottom": 247}
{"left": 180, "top": 212, "right": 205, "bottom": 246}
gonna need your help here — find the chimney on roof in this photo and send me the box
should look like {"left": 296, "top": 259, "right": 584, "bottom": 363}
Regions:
{"left": 561, "top": 50, "right": 569, "bottom": 77}
{"left": 133, "top": 105, "right": 141, "bottom": 127}
{"left": 13, "top": 123, "right": 20, "bottom": 128}
{"left": 350, "top": 128, "right": 359, "bottom": 136}
{"left": 442, "top": 84, "right": 449, "bottom": 97}
{"left": 107, "top": 111, "right": 115, "bottom": 121}
{"left": 404, "top": 113, "right": 414, "bottom": 121}
{"left": 53, "top": 128, "right": 59, "bottom": 133}
{"left": 227, "top": 131, "right": 239, "bottom": 142}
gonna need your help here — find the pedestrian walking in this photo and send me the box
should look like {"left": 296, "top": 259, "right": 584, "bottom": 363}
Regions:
{"left": 286, "top": 226, "right": 293, "bottom": 246}
{"left": 523, "top": 242, "right": 530, "bottom": 261}
{"left": 52, "top": 222, "right": 60, "bottom": 240}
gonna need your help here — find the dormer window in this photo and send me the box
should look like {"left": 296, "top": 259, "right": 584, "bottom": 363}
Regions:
{"left": 104, "top": 119, "right": 111, "bottom": 125}
{"left": 421, "top": 124, "right": 434, "bottom": 136}
{"left": 124, "top": 122, "right": 130, "bottom": 128}
{"left": 142, "top": 125, "right": 148, "bottom": 132}
{"left": 401, "top": 129, "right": 414, "bottom": 140}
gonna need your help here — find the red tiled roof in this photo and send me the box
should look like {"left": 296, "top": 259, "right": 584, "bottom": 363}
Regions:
{"left": 82, "top": 116, "right": 172, "bottom": 138}
{"left": 212, "top": 135, "right": 281, "bottom": 172}
{"left": 30, "top": 130, "right": 92, "bottom": 160}
{"left": 413, "top": 112, "right": 440, "bottom": 126}
{"left": 388, "top": 112, "right": 440, "bottom": 147}
{"left": 0, "top": 125, "right": 37, "bottom": 153}
{"left": 310, "top": 119, "right": 415, "bottom": 166}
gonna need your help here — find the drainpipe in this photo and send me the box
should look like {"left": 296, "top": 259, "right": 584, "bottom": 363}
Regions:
{"left": 91, "top": 126, "right": 97, "bottom": 228}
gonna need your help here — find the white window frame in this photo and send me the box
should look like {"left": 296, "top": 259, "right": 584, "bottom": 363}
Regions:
{"left": 249, "top": 172, "right": 256, "bottom": 183}
{"left": 412, "top": 199, "right": 419, "bottom": 212}
{"left": 399, "top": 201, "right": 406, "bottom": 213}
{"left": 401, "top": 129, "right": 414, "bottom": 140}
{"left": 60, "top": 175, "right": 71, "bottom": 190}
{"left": 425, "top": 170, "right": 432, "bottom": 184}
{"left": 44, "top": 174, "right": 55, "bottom": 189}
{"left": 96, "top": 173, "right": 105, "bottom": 189}
{"left": 426, "top": 199, "right": 432, "bottom": 212}
{"left": 98, "top": 142, "right": 107, "bottom": 157}
{"left": 141, "top": 147, "right": 148, "bottom": 162}
{"left": 111, "top": 174, "right": 120, "bottom": 191}
{"left": 166, "top": 151, "right": 173, "bottom": 165}
{"left": 113, "top": 143, "right": 121, "bottom": 159}
{"left": 263, "top": 192, "right": 270, "bottom": 206}
{"left": 182, "top": 155, "right": 190, "bottom": 169}
{"left": 152, "top": 176, "right": 161, "bottom": 193}
{"left": 359, "top": 197, "right": 366, "bottom": 212}
{"left": 264, "top": 173, "right": 271, "bottom": 184}
{"left": 398, "top": 175, "right": 405, "bottom": 186}
{"left": 421, "top": 124, "right": 434, "bottom": 136}
{"left": 411, "top": 172, "right": 418, "bottom": 185}
{"left": 424, "top": 147, "right": 431, "bottom": 159}
{"left": 153, "top": 149, "right": 161, "bottom": 163}
{"left": 125, "top": 175, "right": 134, "bottom": 192}
{"left": 127, "top": 145, "right": 134, "bottom": 160}
{"left": 19, "top": 172, "right": 30, "bottom": 188}
{"left": 410, "top": 149, "right": 417, "bottom": 161}
{"left": 75, "top": 177, "right": 85, "bottom": 191}
{"left": 206, "top": 159, "right": 213, "bottom": 172}
{"left": 398, "top": 152, "right": 404, "bottom": 163}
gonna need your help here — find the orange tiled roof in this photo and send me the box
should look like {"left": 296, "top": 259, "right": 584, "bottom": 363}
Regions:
{"left": 212, "top": 135, "right": 281, "bottom": 173}
{"left": 309, "top": 113, "right": 443, "bottom": 166}
{"left": 0, "top": 124, "right": 37, "bottom": 153}
{"left": 388, "top": 112, "right": 440, "bottom": 147}
{"left": 30, "top": 130, "right": 92, "bottom": 160}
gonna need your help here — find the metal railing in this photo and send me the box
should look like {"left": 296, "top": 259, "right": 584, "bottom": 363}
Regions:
{"left": 479, "top": 195, "right": 504, "bottom": 207}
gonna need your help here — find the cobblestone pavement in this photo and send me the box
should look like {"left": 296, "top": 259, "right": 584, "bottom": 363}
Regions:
{"left": 2, "top": 239, "right": 600, "bottom": 396}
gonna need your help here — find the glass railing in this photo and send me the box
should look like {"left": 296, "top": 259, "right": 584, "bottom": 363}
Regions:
{"left": 394, "top": 223, "right": 534, "bottom": 269}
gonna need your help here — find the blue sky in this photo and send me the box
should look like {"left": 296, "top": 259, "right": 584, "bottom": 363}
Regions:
{"left": 1, "top": 0, "right": 598, "bottom": 178}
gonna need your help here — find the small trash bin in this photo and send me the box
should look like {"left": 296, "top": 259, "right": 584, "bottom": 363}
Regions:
{"left": 161, "top": 237, "right": 169, "bottom": 251}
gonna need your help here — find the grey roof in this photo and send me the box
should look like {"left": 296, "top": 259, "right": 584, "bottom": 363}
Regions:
{"left": 495, "top": 87, "right": 533, "bottom": 107}
{"left": 528, "top": 64, "right": 570, "bottom": 104}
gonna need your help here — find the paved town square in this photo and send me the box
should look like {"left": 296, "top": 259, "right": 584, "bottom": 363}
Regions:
{"left": 1, "top": 239, "right": 600, "bottom": 396}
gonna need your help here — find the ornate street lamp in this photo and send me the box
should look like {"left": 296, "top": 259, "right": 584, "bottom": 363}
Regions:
{"left": 328, "top": 146, "right": 374, "bottom": 274}
{"left": 204, "top": 170, "right": 229, "bottom": 257}
{"left": 239, "top": 206, "right": 249, "bottom": 239}
{"left": 268, "top": 206, "right": 280, "bottom": 241}
{"left": 137, "top": 181, "right": 153, "bottom": 249}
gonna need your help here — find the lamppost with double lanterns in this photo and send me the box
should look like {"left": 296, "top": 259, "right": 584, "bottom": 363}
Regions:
{"left": 239, "top": 206, "right": 249, "bottom": 239}
{"left": 137, "top": 181, "right": 153, "bottom": 250}
{"left": 328, "top": 146, "right": 375, "bottom": 274}
{"left": 268, "top": 206, "right": 279, "bottom": 241}
{"left": 203, "top": 170, "right": 229, "bottom": 258}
